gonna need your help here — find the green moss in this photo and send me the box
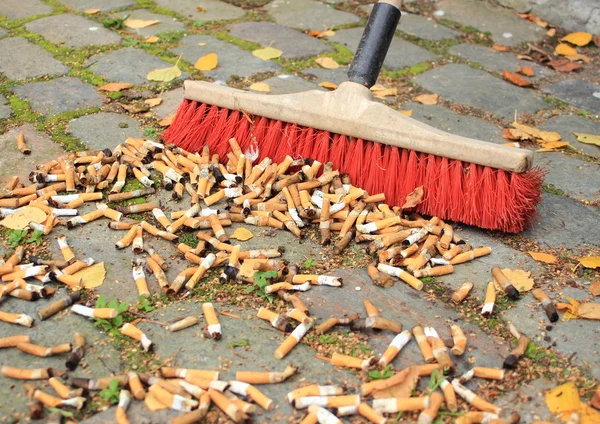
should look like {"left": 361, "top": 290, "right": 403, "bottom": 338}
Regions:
{"left": 543, "top": 96, "right": 569, "bottom": 109}
{"left": 180, "top": 232, "right": 199, "bottom": 249}
{"left": 8, "top": 95, "right": 38, "bottom": 124}
{"left": 108, "top": 91, "right": 124, "bottom": 100}
{"left": 158, "top": 30, "right": 186, "bottom": 43}
{"left": 214, "top": 31, "right": 262, "bottom": 52}
{"left": 542, "top": 182, "right": 566, "bottom": 197}
{"left": 222, "top": 0, "right": 272, "bottom": 7}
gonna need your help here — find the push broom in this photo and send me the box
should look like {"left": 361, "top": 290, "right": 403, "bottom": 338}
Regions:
{"left": 163, "top": 0, "right": 543, "bottom": 232}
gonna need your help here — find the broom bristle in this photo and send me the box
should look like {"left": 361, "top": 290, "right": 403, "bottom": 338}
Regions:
{"left": 163, "top": 101, "right": 544, "bottom": 233}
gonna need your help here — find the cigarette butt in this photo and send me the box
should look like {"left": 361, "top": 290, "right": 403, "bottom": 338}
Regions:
{"left": 202, "top": 302, "right": 222, "bottom": 340}
{"left": 49, "top": 377, "right": 83, "bottom": 399}
{"left": 372, "top": 396, "right": 430, "bottom": 413}
{"left": 440, "top": 379, "right": 457, "bottom": 412}
{"left": 116, "top": 224, "right": 139, "bottom": 249}
{"left": 146, "top": 257, "right": 169, "bottom": 293}
{"left": 115, "top": 389, "right": 132, "bottom": 424}
{"left": 208, "top": 388, "right": 246, "bottom": 422}
{"left": 378, "top": 330, "right": 412, "bottom": 367}
{"left": 532, "top": 289, "right": 559, "bottom": 322}
{"left": 430, "top": 337, "right": 454, "bottom": 373}
{"left": 65, "top": 332, "right": 85, "bottom": 371}
{"left": 257, "top": 307, "right": 291, "bottom": 332}
{"left": 413, "top": 326, "right": 435, "bottom": 363}
{"left": 97, "top": 203, "right": 122, "bottom": 221}
{"left": 149, "top": 384, "right": 198, "bottom": 412}
{"left": 0, "top": 335, "right": 30, "bottom": 348}
{"left": 56, "top": 236, "right": 75, "bottom": 263}
{"left": 331, "top": 352, "right": 376, "bottom": 370}
{"left": 333, "top": 231, "right": 353, "bottom": 255}
{"left": 377, "top": 263, "right": 423, "bottom": 290}
{"left": 71, "top": 304, "right": 118, "bottom": 319}
{"left": 127, "top": 372, "right": 145, "bottom": 400}
{"left": 132, "top": 225, "right": 144, "bottom": 254}
{"left": 503, "top": 334, "right": 530, "bottom": 369}
{"left": 236, "top": 364, "right": 297, "bottom": 384}
{"left": 295, "top": 393, "right": 360, "bottom": 410}
{"left": 452, "top": 379, "right": 501, "bottom": 414}
{"left": 491, "top": 267, "right": 519, "bottom": 300}
{"left": 363, "top": 299, "right": 380, "bottom": 318}
{"left": 450, "top": 324, "right": 467, "bottom": 355}
{"left": 287, "top": 308, "right": 310, "bottom": 324}
{"left": 482, "top": 282, "right": 496, "bottom": 317}
{"left": 367, "top": 264, "right": 395, "bottom": 288}
{"left": 459, "top": 367, "right": 505, "bottom": 383}
{"left": 0, "top": 310, "right": 35, "bottom": 327}
{"left": 133, "top": 261, "right": 149, "bottom": 298}
{"left": 305, "top": 405, "right": 342, "bottom": 424}
{"left": 17, "top": 133, "right": 31, "bottom": 155}
{"left": 417, "top": 392, "right": 444, "bottom": 424}
{"left": 17, "top": 342, "right": 72, "bottom": 357}
{"left": 25, "top": 385, "right": 85, "bottom": 410}
{"left": 120, "top": 323, "right": 152, "bottom": 352}
{"left": 160, "top": 367, "right": 219, "bottom": 381}
{"left": 275, "top": 320, "right": 312, "bottom": 359}
{"left": 1, "top": 366, "right": 52, "bottom": 380}
{"left": 450, "top": 246, "right": 492, "bottom": 265}
{"left": 119, "top": 200, "right": 160, "bottom": 215}
{"left": 167, "top": 316, "right": 200, "bottom": 332}
{"left": 152, "top": 208, "right": 171, "bottom": 230}
{"left": 287, "top": 385, "right": 345, "bottom": 403}
{"left": 413, "top": 264, "right": 454, "bottom": 278}
{"left": 452, "top": 282, "right": 473, "bottom": 303}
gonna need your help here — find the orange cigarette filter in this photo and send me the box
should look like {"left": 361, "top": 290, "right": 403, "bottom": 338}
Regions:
{"left": 440, "top": 379, "right": 457, "bottom": 412}
{"left": 377, "top": 263, "right": 423, "bottom": 291}
{"left": 17, "top": 342, "right": 72, "bottom": 357}
{"left": 71, "top": 304, "right": 118, "bottom": 319}
{"left": 287, "top": 308, "right": 310, "bottom": 324}
{"left": 363, "top": 299, "right": 380, "bottom": 317}
{"left": 49, "top": 377, "right": 84, "bottom": 399}
{"left": 481, "top": 282, "right": 496, "bottom": 317}
{"left": 235, "top": 364, "right": 297, "bottom": 384}
{"left": 202, "top": 302, "right": 222, "bottom": 340}
{"left": 120, "top": 323, "right": 153, "bottom": 352}
{"left": 57, "top": 236, "right": 75, "bottom": 263}
{"left": 25, "top": 384, "right": 85, "bottom": 410}
{"left": 331, "top": 352, "right": 375, "bottom": 370}
{"left": 160, "top": 367, "right": 219, "bottom": 381}
{"left": 228, "top": 380, "right": 274, "bottom": 411}
{"left": 208, "top": 388, "right": 246, "bottom": 423}
{"left": 452, "top": 281, "right": 474, "bottom": 303}
{"left": 128, "top": 371, "right": 146, "bottom": 400}
{"left": 295, "top": 394, "right": 361, "bottom": 410}
{"left": 146, "top": 257, "right": 169, "bottom": 293}
{"left": 459, "top": 367, "right": 505, "bottom": 384}
{"left": 152, "top": 208, "right": 171, "bottom": 230}
{"left": 413, "top": 264, "right": 454, "bottom": 278}
{"left": 116, "top": 224, "right": 139, "bottom": 249}
{"left": 131, "top": 225, "right": 144, "bottom": 253}
{"left": 132, "top": 261, "right": 150, "bottom": 298}
{"left": 0, "top": 310, "right": 35, "bottom": 327}
{"left": 429, "top": 337, "right": 454, "bottom": 372}
{"left": 450, "top": 324, "right": 467, "bottom": 356}
{"left": 413, "top": 326, "right": 435, "bottom": 363}
{"left": 167, "top": 316, "right": 200, "bottom": 332}
{"left": 451, "top": 380, "right": 501, "bottom": 414}
{"left": 0, "top": 335, "right": 30, "bottom": 348}
{"left": 274, "top": 319, "right": 312, "bottom": 359}
{"left": 379, "top": 330, "right": 412, "bottom": 367}
{"left": 149, "top": 384, "right": 198, "bottom": 412}
{"left": 417, "top": 392, "right": 444, "bottom": 424}
{"left": 450, "top": 246, "right": 492, "bottom": 265}
{"left": 372, "top": 396, "right": 430, "bottom": 413}
{"left": 115, "top": 389, "right": 132, "bottom": 424}
{"left": 1, "top": 366, "right": 52, "bottom": 380}
{"left": 287, "top": 385, "right": 345, "bottom": 403}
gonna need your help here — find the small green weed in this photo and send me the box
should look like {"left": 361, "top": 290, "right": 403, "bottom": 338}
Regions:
{"left": 94, "top": 296, "right": 129, "bottom": 335}
{"left": 46, "top": 407, "right": 74, "bottom": 418}
{"left": 229, "top": 338, "right": 250, "bottom": 348}
{"left": 107, "top": 92, "right": 123, "bottom": 100}
{"left": 99, "top": 378, "right": 120, "bottom": 404}
{"left": 303, "top": 258, "right": 317, "bottom": 269}
{"left": 7, "top": 229, "right": 29, "bottom": 247}
{"left": 26, "top": 230, "right": 43, "bottom": 246}
{"left": 136, "top": 296, "right": 154, "bottom": 313}
{"left": 143, "top": 126, "right": 157, "bottom": 138}
{"left": 319, "top": 334, "right": 338, "bottom": 345}
{"left": 103, "top": 16, "right": 128, "bottom": 30}
{"left": 427, "top": 369, "right": 444, "bottom": 392}
{"left": 368, "top": 365, "right": 394, "bottom": 380}
{"left": 245, "top": 270, "right": 277, "bottom": 303}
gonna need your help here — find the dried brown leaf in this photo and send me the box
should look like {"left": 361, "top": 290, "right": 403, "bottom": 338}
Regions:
{"left": 98, "top": 82, "right": 133, "bottom": 92}
{"left": 144, "top": 98, "right": 163, "bottom": 107}
{"left": 492, "top": 44, "right": 509, "bottom": 51}
{"left": 590, "top": 281, "right": 600, "bottom": 297}
{"left": 414, "top": 93, "right": 439, "bottom": 105}
{"left": 502, "top": 70, "right": 532, "bottom": 87}
{"left": 401, "top": 186, "right": 424, "bottom": 209}
{"left": 516, "top": 65, "right": 534, "bottom": 77}
{"left": 159, "top": 115, "right": 175, "bottom": 127}
{"left": 124, "top": 19, "right": 160, "bottom": 29}
{"left": 548, "top": 60, "right": 582, "bottom": 73}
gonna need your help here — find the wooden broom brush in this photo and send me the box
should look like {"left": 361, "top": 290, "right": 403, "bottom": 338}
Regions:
{"left": 163, "top": 0, "right": 544, "bottom": 232}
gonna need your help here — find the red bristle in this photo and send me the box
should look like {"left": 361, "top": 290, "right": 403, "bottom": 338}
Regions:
{"left": 296, "top": 127, "right": 316, "bottom": 159}
{"left": 362, "top": 141, "right": 378, "bottom": 195}
{"left": 434, "top": 157, "right": 452, "bottom": 219}
{"left": 258, "top": 118, "right": 284, "bottom": 161}
{"left": 447, "top": 160, "right": 465, "bottom": 222}
{"left": 214, "top": 110, "right": 241, "bottom": 158}
{"left": 232, "top": 113, "right": 251, "bottom": 149}
{"left": 344, "top": 138, "right": 365, "bottom": 188}
{"left": 330, "top": 134, "right": 348, "bottom": 170}
{"left": 274, "top": 123, "right": 298, "bottom": 163}
{"left": 480, "top": 167, "right": 496, "bottom": 229}
{"left": 383, "top": 146, "right": 400, "bottom": 205}
{"left": 421, "top": 154, "right": 440, "bottom": 216}
{"left": 312, "top": 131, "right": 332, "bottom": 164}
{"left": 203, "top": 107, "right": 230, "bottom": 154}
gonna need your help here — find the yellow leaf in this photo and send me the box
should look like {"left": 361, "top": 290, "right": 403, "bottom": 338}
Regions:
{"left": 400, "top": 110, "right": 412, "bottom": 117}
{"left": 194, "top": 53, "right": 218, "bottom": 71}
{"left": 579, "top": 256, "right": 600, "bottom": 269}
{"left": 545, "top": 382, "right": 580, "bottom": 414}
{"left": 145, "top": 36, "right": 159, "bottom": 43}
{"left": 85, "top": 9, "right": 100, "bottom": 14}
{"left": 511, "top": 122, "right": 541, "bottom": 138}
{"left": 123, "top": 19, "right": 160, "bottom": 29}
{"left": 567, "top": 53, "right": 591, "bottom": 63}
{"left": 230, "top": 227, "right": 254, "bottom": 241}
{"left": 498, "top": 268, "right": 534, "bottom": 292}
{"left": 563, "top": 297, "right": 580, "bottom": 321}
{"left": 528, "top": 251, "right": 557, "bottom": 263}
{"left": 370, "top": 85, "right": 397, "bottom": 99}
{"left": 146, "top": 65, "right": 181, "bottom": 82}
{"left": 144, "top": 98, "right": 163, "bottom": 107}
{"left": 555, "top": 43, "right": 577, "bottom": 56}
{"left": 252, "top": 46, "right": 283, "bottom": 60}
{"left": 159, "top": 115, "right": 175, "bottom": 127}
{"left": 590, "top": 281, "right": 600, "bottom": 296}
{"left": 318, "top": 81, "right": 338, "bottom": 90}
{"left": 72, "top": 262, "right": 106, "bottom": 289}
{"left": 578, "top": 303, "right": 600, "bottom": 320}
{"left": 578, "top": 404, "right": 600, "bottom": 424}
{"left": 546, "top": 28, "right": 556, "bottom": 37}
{"left": 0, "top": 206, "right": 46, "bottom": 230}
{"left": 315, "top": 57, "right": 339, "bottom": 69}
{"left": 538, "top": 130, "right": 561, "bottom": 142}
{"left": 414, "top": 93, "right": 439, "bottom": 105}
{"left": 97, "top": 82, "right": 133, "bottom": 92}
{"left": 536, "top": 141, "right": 569, "bottom": 152}
{"left": 573, "top": 132, "right": 600, "bottom": 147}
{"left": 249, "top": 82, "right": 270, "bottom": 93}
{"left": 561, "top": 32, "right": 593, "bottom": 47}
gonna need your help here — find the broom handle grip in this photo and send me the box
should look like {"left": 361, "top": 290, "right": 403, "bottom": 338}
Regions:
{"left": 348, "top": 0, "right": 402, "bottom": 88}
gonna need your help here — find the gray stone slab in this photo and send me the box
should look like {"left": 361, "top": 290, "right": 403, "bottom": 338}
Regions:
{"left": 59, "top": 0, "right": 134, "bottom": 11}
{"left": 543, "top": 79, "right": 600, "bottom": 115}
{"left": 0, "top": 37, "right": 69, "bottom": 80}
{"left": 436, "top": 0, "right": 545, "bottom": 46}
{"left": 0, "top": 93, "right": 10, "bottom": 120}
{"left": 262, "top": 75, "right": 324, "bottom": 94}
{"left": 539, "top": 115, "right": 600, "bottom": 158}
{"left": 85, "top": 47, "right": 188, "bottom": 85}
{"left": 495, "top": 378, "right": 557, "bottom": 423}
{"left": 171, "top": 35, "right": 280, "bottom": 82}
{"left": 0, "top": 0, "right": 52, "bottom": 19}
{"left": 10, "top": 76, "right": 103, "bottom": 116}
{"left": 522, "top": 193, "right": 600, "bottom": 249}
{"left": 266, "top": 0, "right": 360, "bottom": 30}
{"left": 25, "top": 14, "right": 121, "bottom": 48}
{"left": 399, "top": 12, "right": 460, "bottom": 41}
{"left": 155, "top": 0, "right": 245, "bottom": 22}
{"left": 68, "top": 112, "right": 143, "bottom": 151}
{"left": 449, "top": 43, "right": 554, "bottom": 81}
{"left": 152, "top": 87, "right": 183, "bottom": 119}
{"left": 302, "top": 67, "right": 349, "bottom": 85}
{"left": 413, "top": 64, "right": 547, "bottom": 120}
{"left": 534, "top": 151, "right": 600, "bottom": 202}
{"left": 331, "top": 27, "right": 438, "bottom": 71}
{"left": 228, "top": 21, "right": 333, "bottom": 60}
{"left": 401, "top": 102, "right": 505, "bottom": 144}
{"left": 118, "top": 9, "right": 186, "bottom": 38}
{"left": 0, "top": 124, "right": 66, "bottom": 183}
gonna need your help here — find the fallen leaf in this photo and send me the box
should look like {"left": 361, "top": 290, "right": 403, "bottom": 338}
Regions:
{"left": 144, "top": 98, "right": 163, "bottom": 107}
{"left": 545, "top": 382, "right": 580, "bottom": 414}
{"left": 400, "top": 110, "right": 412, "bottom": 117}
{"left": 147, "top": 56, "right": 182, "bottom": 82}
{"left": 578, "top": 404, "right": 600, "bottom": 424}
{"left": 97, "top": 82, "right": 133, "bottom": 92}
{"left": 502, "top": 70, "right": 532, "bottom": 87}
{"left": 315, "top": 57, "right": 339, "bottom": 69}
{"left": 492, "top": 44, "right": 509, "bottom": 51}
{"left": 118, "top": 102, "right": 148, "bottom": 114}
{"left": 577, "top": 303, "right": 600, "bottom": 320}
{"left": 516, "top": 54, "right": 534, "bottom": 61}
{"left": 159, "top": 115, "right": 175, "bottom": 127}
{"left": 548, "top": 59, "right": 582, "bottom": 73}
{"left": 239, "top": 259, "right": 267, "bottom": 279}
{"left": 0, "top": 206, "right": 46, "bottom": 230}
{"left": 72, "top": 262, "right": 105, "bottom": 289}
{"left": 503, "top": 128, "right": 531, "bottom": 141}
{"left": 309, "top": 29, "right": 335, "bottom": 38}
{"left": 533, "top": 16, "right": 548, "bottom": 28}
{"left": 579, "top": 256, "right": 600, "bottom": 269}
{"left": 511, "top": 122, "right": 559, "bottom": 142}
{"left": 536, "top": 141, "right": 569, "bottom": 152}
{"left": 85, "top": 8, "right": 100, "bottom": 14}
{"left": 573, "top": 132, "right": 600, "bottom": 147}
{"left": 231, "top": 227, "right": 254, "bottom": 241}
{"left": 194, "top": 53, "right": 218, "bottom": 71}
{"left": 590, "top": 281, "right": 600, "bottom": 297}
{"left": 414, "top": 93, "right": 439, "bottom": 105}
{"left": 516, "top": 65, "right": 534, "bottom": 77}
{"left": 123, "top": 19, "right": 160, "bottom": 29}
{"left": 562, "top": 297, "right": 580, "bottom": 321}
{"left": 252, "top": 46, "right": 283, "bottom": 60}
{"left": 546, "top": 28, "right": 556, "bottom": 37}
{"left": 372, "top": 366, "right": 420, "bottom": 399}
{"left": 370, "top": 85, "right": 397, "bottom": 99}
{"left": 401, "top": 186, "right": 424, "bottom": 209}
{"left": 318, "top": 81, "right": 338, "bottom": 90}
{"left": 145, "top": 35, "right": 159, "bottom": 43}
{"left": 528, "top": 251, "right": 557, "bottom": 264}
{"left": 594, "top": 35, "right": 600, "bottom": 48}
{"left": 555, "top": 43, "right": 577, "bottom": 56}
{"left": 567, "top": 53, "right": 591, "bottom": 64}
{"left": 561, "top": 32, "right": 592, "bottom": 46}
{"left": 249, "top": 82, "right": 270, "bottom": 93}
{"left": 499, "top": 268, "right": 534, "bottom": 292}
{"left": 196, "top": 6, "right": 206, "bottom": 12}
{"left": 538, "top": 131, "right": 561, "bottom": 142}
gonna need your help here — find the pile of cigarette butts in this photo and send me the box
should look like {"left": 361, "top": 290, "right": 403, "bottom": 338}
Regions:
{"left": 0, "top": 134, "right": 565, "bottom": 423}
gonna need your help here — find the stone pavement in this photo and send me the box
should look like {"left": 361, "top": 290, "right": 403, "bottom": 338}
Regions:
{"left": 0, "top": 0, "right": 599, "bottom": 423}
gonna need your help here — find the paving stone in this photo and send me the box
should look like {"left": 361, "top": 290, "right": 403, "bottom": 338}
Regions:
{"left": 171, "top": 34, "right": 280, "bottom": 82}
{"left": 59, "top": 0, "right": 135, "bottom": 12}
{"left": 152, "top": 87, "right": 183, "bottom": 119}
{"left": 539, "top": 115, "right": 600, "bottom": 158}
{"left": 401, "top": 102, "right": 505, "bottom": 144}
{"left": 398, "top": 12, "right": 460, "bottom": 41}
{"left": 0, "top": 125, "right": 66, "bottom": 183}
{"left": 118, "top": 9, "right": 186, "bottom": 38}
{"left": 10, "top": 76, "right": 103, "bottom": 116}
{"left": 0, "top": 93, "right": 10, "bottom": 120}
{"left": 543, "top": 79, "right": 600, "bottom": 115}
{"left": 228, "top": 21, "right": 333, "bottom": 60}
{"left": 534, "top": 151, "right": 600, "bottom": 202}
{"left": 302, "top": 67, "right": 349, "bottom": 85}
{"left": 495, "top": 378, "right": 557, "bottom": 423}
{"left": 156, "top": 0, "right": 244, "bottom": 22}
{"left": 68, "top": 112, "right": 143, "bottom": 151}
{"left": 266, "top": 0, "right": 360, "bottom": 30}
{"left": 436, "top": 0, "right": 545, "bottom": 46}
{"left": 262, "top": 75, "right": 324, "bottom": 94}
{"left": 0, "top": 0, "right": 52, "bottom": 19}
{"left": 25, "top": 14, "right": 121, "bottom": 48}
{"left": 414, "top": 64, "right": 547, "bottom": 120}
{"left": 449, "top": 43, "right": 554, "bottom": 81}
{"left": 522, "top": 193, "right": 600, "bottom": 249}
{"left": 85, "top": 47, "right": 188, "bottom": 85}
{"left": 0, "top": 37, "right": 69, "bottom": 80}
{"left": 331, "top": 27, "right": 438, "bottom": 71}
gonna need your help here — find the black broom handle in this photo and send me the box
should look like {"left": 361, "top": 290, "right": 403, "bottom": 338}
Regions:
{"left": 348, "top": 0, "right": 402, "bottom": 88}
